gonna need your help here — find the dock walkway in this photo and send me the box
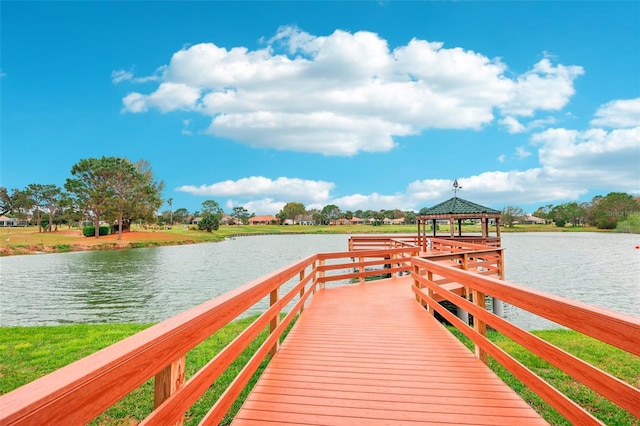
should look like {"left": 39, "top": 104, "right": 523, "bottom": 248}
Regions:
{"left": 233, "top": 277, "right": 546, "bottom": 425}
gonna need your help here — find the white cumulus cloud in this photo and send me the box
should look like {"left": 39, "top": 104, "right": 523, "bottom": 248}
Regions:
{"left": 121, "top": 26, "right": 583, "bottom": 155}
{"left": 590, "top": 98, "right": 640, "bottom": 128}
{"left": 177, "top": 176, "right": 334, "bottom": 204}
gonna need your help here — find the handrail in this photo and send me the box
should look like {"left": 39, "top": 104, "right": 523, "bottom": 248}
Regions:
{"left": 0, "top": 254, "right": 321, "bottom": 425}
{"left": 411, "top": 256, "right": 640, "bottom": 424}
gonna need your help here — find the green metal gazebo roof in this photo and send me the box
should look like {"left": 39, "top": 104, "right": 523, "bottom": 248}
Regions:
{"left": 419, "top": 196, "right": 501, "bottom": 217}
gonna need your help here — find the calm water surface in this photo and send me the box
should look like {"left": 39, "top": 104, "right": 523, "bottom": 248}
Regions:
{"left": 1, "top": 233, "right": 638, "bottom": 329}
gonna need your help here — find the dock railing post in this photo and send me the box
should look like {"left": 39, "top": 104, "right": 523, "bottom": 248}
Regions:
{"left": 472, "top": 289, "right": 488, "bottom": 364}
{"left": 413, "top": 263, "right": 422, "bottom": 303}
{"left": 299, "top": 269, "right": 305, "bottom": 315}
{"left": 270, "top": 287, "right": 280, "bottom": 358}
{"left": 154, "top": 355, "right": 186, "bottom": 425}
{"left": 319, "top": 259, "right": 326, "bottom": 290}
{"left": 493, "top": 248, "right": 505, "bottom": 317}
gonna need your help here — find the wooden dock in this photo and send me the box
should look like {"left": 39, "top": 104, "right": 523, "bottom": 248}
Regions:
{"left": 233, "top": 277, "right": 546, "bottom": 425}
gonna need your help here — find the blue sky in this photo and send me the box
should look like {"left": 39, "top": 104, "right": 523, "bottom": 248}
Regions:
{"left": 2, "top": 1, "right": 639, "bottom": 216}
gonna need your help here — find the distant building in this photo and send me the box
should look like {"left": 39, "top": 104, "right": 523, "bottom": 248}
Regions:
{"left": 297, "top": 215, "right": 315, "bottom": 225}
{"left": 0, "top": 216, "right": 20, "bottom": 227}
{"left": 249, "top": 215, "right": 277, "bottom": 225}
{"left": 522, "top": 215, "right": 546, "bottom": 225}
{"left": 350, "top": 217, "right": 364, "bottom": 225}
{"left": 382, "top": 217, "right": 405, "bottom": 225}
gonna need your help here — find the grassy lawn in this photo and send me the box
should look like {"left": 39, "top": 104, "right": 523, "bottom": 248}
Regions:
{"left": 447, "top": 327, "right": 640, "bottom": 425}
{"left": 0, "top": 317, "right": 283, "bottom": 425}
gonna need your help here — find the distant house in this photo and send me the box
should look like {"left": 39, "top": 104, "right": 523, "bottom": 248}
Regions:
{"left": 350, "top": 217, "right": 364, "bottom": 225}
{"left": 220, "top": 215, "right": 235, "bottom": 226}
{"left": 522, "top": 215, "right": 546, "bottom": 225}
{"left": 390, "top": 218, "right": 405, "bottom": 225}
{"left": 0, "top": 216, "right": 19, "bottom": 227}
{"left": 249, "top": 215, "right": 277, "bottom": 225}
{"left": 297, "top": 215, "right": 315, "bottom": 225}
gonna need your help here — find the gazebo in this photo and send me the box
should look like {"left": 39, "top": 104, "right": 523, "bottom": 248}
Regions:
{"left": 416, "top": 196, "right": 502, "bottom": 250}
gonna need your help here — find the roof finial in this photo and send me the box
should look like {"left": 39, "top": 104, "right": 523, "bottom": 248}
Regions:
{"left": 452, "top": 179, "right": 462, "bottom": 195}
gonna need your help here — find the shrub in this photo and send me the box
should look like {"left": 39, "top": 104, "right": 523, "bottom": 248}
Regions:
{"left": 83, "top": 225, "right": 110, "bottom": 237}
{"left": 615, "top": 212, "right": 640, "bottom": 233}
{"left": 197, "top": 214, "right": 219, "bottom": 233}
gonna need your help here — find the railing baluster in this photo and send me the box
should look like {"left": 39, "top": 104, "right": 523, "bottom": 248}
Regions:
{"left": 472, "top": 289, "right": 488, "bottom": 363}
{"left": 269, "top": 287, "right": 280, "bottom": 358}
{"left": 299, "top": 269, "right": 305, "bottom": 314}
{"left": 154, "top": 356, "right": 186, "bottom": 425}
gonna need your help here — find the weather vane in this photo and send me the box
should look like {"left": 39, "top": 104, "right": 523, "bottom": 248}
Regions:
{"left": 453, "top": 179, "right": 462, "bottom": 195}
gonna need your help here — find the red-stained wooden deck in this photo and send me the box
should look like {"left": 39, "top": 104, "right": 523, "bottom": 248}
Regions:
{"left": 233, "top": 277, "right": 547, "bottom": 425}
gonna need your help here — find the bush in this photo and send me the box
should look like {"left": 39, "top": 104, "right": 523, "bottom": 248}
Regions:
{"left": 83, "top": 225, "right": 110, "bottom": 237}
{"left": 198, "top": 214, "right": 220, "bottom": 232}
{"left": 615, "top": 212, "right": 640, "bottom": 233}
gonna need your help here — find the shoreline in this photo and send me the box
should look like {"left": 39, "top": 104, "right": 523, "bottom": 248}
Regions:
{"left": 0, "top": 224, "right": 618, "bottom": 257}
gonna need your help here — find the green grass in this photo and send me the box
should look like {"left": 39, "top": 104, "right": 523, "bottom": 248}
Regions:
{"left": 0, "top": 316, "right": 295, "bottom": 425}
{"left": 446, "top": 327, "right": 640, "bottom": 425}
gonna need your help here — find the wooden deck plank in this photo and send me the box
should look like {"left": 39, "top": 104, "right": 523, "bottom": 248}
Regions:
{"left": 232, "top": 277, "right": 547, "bottom": 425}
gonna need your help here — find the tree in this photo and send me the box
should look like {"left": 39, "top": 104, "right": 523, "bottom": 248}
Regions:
{"left": 404, "top": 211, "right": 417, "bottom": 225}
{"left": 198, "top": 213, "right": 219, "bottom": 232}
{"left": 167, "top": 198, "right": 173, "bottom": 225}
{"left": 532, "top": 204, "right": 553, "bottom": 224}
{"left": 202, "top": 200, "right": 223, "bottom": 219}
{"left": 58, "top": 192, "right": 80, "bottom": 229}
{"left": 27, "top": 184, "right": 61, "bottom": 233}
{"left": 65, "top": 157, "right": 164, "bottom": 238}
{"left": 0, "top": 187, "right": 12, "bottom": 216}
{"left": 173, "top": 208, "right": 189, "bottom": 224}
{"left": 280, "top": 202, "right": 306, "bottom": 223}
{"left": 130, "top": 159, "right": 164, "bottom": 225}
{"left": 232, "top": 206, "right": 251, "bottom": 226}
{"left": 321, "top": 204, "right": 342, "bottom": 224}
{"left": 105, "top": 157, "right": 143, "bottom": 239}
{"left": 65, "top": 158, "right": 115, "bottom": 237}
{"left": 372, "top": 210, "right": 385, "bottom": 226}
{"left": 312, "top": 210, "right": 325, "bottom": 225}
{"left": 0, "top": 187, "right": 32, "bottom": 219}
{"left": 41, "top": 185, "right": 63, "bottom": 231}
{"left": 591, "top": 192, "right": 640, "bottom": 229}
{"left": 563, "top": 202, "right": 586, "bottom": 227}
{"left": 550, "top": 204, "right": 569, "bottom": 227}
{"left": 501, "top": 206, "right": 525, "bottom": 227}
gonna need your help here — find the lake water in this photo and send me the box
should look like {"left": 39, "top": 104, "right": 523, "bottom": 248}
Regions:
{"left": 0, "top": 233, "right": 638, "bottom": 330}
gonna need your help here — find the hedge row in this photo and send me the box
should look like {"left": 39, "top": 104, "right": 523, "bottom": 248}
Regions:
{"left": 82, "top": 226, "right": 110, "bottom": 237}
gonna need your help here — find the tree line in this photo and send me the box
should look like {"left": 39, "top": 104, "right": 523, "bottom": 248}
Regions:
{"left": 3, "top": 157, "right": 638, "bottom": 236}
{"left": 501, "top": 192, "right": 640, "bottom": 230}
{"left": 1, "top": 157, "right": 163, "bottom": 239}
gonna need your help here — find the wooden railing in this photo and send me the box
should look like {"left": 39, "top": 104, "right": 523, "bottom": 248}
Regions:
{"left": 348, "top": 234, "right": 501, "bottom": 251}
{"left": 411, "top": 256, "right": 640, "bottom": 424}
{"left": 0, "top": 247, "right": 419, "bottom": 425}
{"left": 1, "top": 239, "right": 637, "bottom": 425}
